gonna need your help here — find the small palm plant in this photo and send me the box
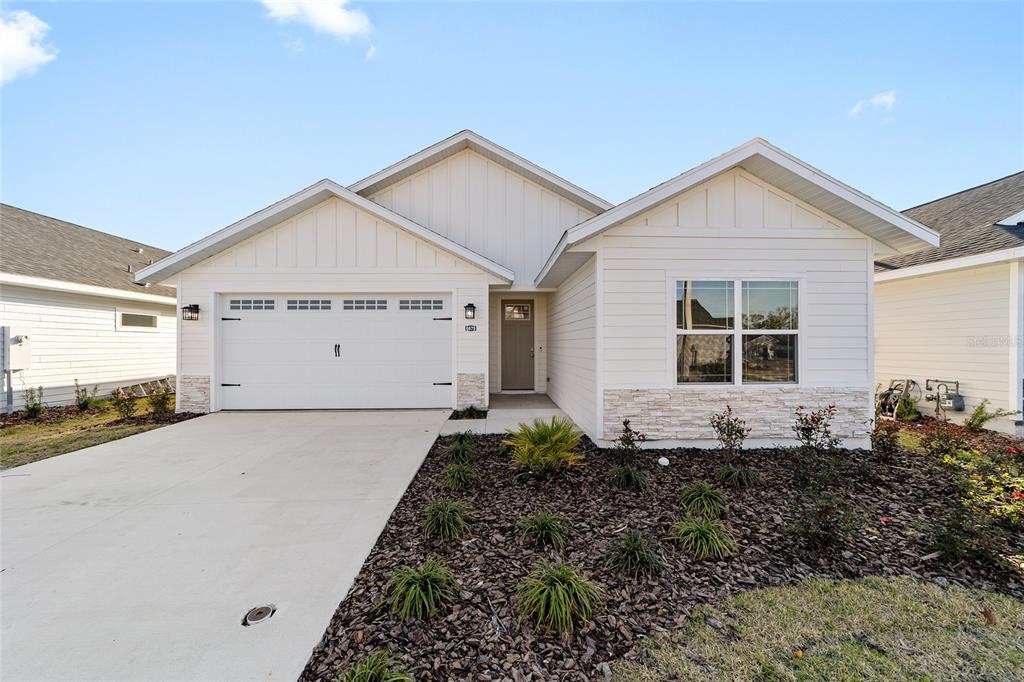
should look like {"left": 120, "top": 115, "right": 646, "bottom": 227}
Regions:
{"left": 440, "top": 462, "right": 477, "bottom": 493}
{"left": 504, "top": 417, "right": 583, "bottom": 474}
{"left": 383, "top": 557, "right": 456, "bottom": 622}
{"left": 678, "top": 480, "right": 729, "bottom": 518}
{"left": 605, "top": 529, "right": 664, "bottom": 577}
{"left": 518, "top": 510, "right": 568, "bottom": 551}
{"left": 668, "top": 517, "right": 738, "bottom": 560}
{"left": 515, "top": 561, "right": 602, "bottom": 633}
{"left": 423, "top": 499, "right": 468, "bottom": 540}
{"left": 336, "top": 650, "right": 411, "bottom": 682}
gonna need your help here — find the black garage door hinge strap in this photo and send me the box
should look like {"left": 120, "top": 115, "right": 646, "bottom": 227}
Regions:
{"left": 433, "top": 317, "right": 452, "bottom": 321}
{"left": 221, "top": 383, "right": 241, "bottom": 387}
{"left": 221, "top": 317, "right": 241, "bottom": 321}
{"left": 433, "top": 382, "right": 453, "bottom": 386}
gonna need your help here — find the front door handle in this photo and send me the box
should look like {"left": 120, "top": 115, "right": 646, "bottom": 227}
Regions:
{"left": 529, "top": 347, "right": 535, "bottom": 358}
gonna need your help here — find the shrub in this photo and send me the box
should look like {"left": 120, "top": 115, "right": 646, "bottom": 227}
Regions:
{"left": 942, "top": 448, "right": 1024, "bottom": 529}
{"left": 442, "top": 440, "right": 478, "bottom": 465}
{"left": 149, "top": 386, "right": 174, "bottom": 417}
{"left": 608, "top": 464, "right": 649, "bottom": 491}
{"left": 792, "top": 404, "right": 841, "bottom": 452}
{"left": 962, "top": 399, "right": 1019, "bottom": 433}
{"left": 22, "top": 386, "right": 45, "bottom": 419}
{"left": 451, "top": 405, "right": 486, "bottom": 420}
{"left": 714, "top": 464, "right": 760, "bottom": 489}
{"left": 921, "top": 420, "right": 966, "bottom": 459}
{"left": 448, "top": 431, "right": 476, "bottom": 446}
{"left": 423, "top": 499, "right": 468, "bottom": 540}
{"left": 515, "top": 561, "right": 602, "bottom": 633}
{"left": 110, "top": 388, "right": 136, "bottom": 419}
{"left": 504, "top": 417, "right": 583, "bottom": 475}
{"left": 518, "top": 510, "right": 567, "bottom": 551}
{"left": 337, "top": 650, "right": 411, "bottom": 682}
{"left": 709, "top": 405, "right": 750, "bottom": 456}
{"left": 678, "top": 480, "right": 729, "bottom": 518}
{"left": 871, "top": 419, "right": 901, "bottom": 458}
{"left": 894, "top": 396, "right": 920, "bottom": 422}
{"left": 789, "top": 492, "right": 855, "bottom": 549}
{"left": 605, "top": 529, "right": 664, "bottom": 577}
{"left": 73, "top": 379, "right": 98, "bottom": 411}
{"left": 383, "top": 557, "right": 456, "bottom": 622}
{"left": 610, "top": 418, "right": 646, "bottom": 466}
{"left": 668, "top": 517, "right": 738, "bottom": 560}
{"left": 440, "top": 462, "right": 477, "bottom": 493}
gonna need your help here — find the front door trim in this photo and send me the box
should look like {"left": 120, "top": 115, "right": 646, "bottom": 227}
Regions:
{"left": 501, "top": 298, "right": 535, "bottom": 390}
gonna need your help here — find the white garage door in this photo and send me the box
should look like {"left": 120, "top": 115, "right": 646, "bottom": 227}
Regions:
{"left": 218, "top": 294, "right": 452, "bottom": 409}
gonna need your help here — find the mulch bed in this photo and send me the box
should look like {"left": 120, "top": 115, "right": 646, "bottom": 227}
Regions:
{"left": 0, "top": 405, "right": 200, "bottom": 429}
{"left": 900, "top": 415, "right": 1023, "bottom": 454}
{"left": 301, "top": 436, "right": 1024, "bottom": 681}
{"left": 450, "top": 408, "right": 489, "bottom": 420}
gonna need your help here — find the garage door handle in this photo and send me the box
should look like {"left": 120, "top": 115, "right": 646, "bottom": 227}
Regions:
{"left": 334, "top": 343, "right": 340, "bottom": 357}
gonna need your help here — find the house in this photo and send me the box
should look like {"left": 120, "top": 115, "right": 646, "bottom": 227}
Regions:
{"left": 136, "top": 131, "right": 938, "bottom": 447}
{"left": 0, "top": 205, "right": 177, "bottom": 411}
{"left": 874, "top": 172, "right": 1024, "bottom": 435}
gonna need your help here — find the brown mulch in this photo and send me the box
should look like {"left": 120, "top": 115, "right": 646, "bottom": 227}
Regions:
{"left": 900, "top": 415, "right": 1024, "bottom": 454}
{"left": 112, "top": 412, "right": 201, "bottom": 427}
{"left": 449, "top": 409, "right": 489, "bottom": 421}
{"left": 0, "top": 403, "right": 106, "bottom": 428}
{"left": 301, "top": 437, "right": 1024, "bottom": 681}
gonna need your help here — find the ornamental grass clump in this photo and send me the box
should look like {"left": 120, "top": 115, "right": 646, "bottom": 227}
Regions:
{"left": 668, "top": 517, "right": 738, "bottom": 560}
{"left": 337, "top": 650, "right": 411, "bottom": 682}
{"left": 383, "top": 557, "right": 456, "bottom": 622}
{"left": 443, "top": 440, "right": 478, "bottom": 465}
{"left": 504, "top": 417, "right": 583, "bottom": 475}
{"left": 605, "top": 529, "right": 664, "bottom": 578}
{"left": 714, "top": 464, "right": 760, "bottom": 489}
{"left": 423, "top": 499, "right": 468, "bottom": 540}
{"left": 679, "top": 480, "right": 729, "bottom": 518}
{"left": 515, "top": 561, "right": 602, "bottom": 633}
{"left": 609, "top": 464, "right": 649, "bottom": 491}
{"left": 518, "top": 510, "right": 568, "bottom": 551}
{"left": 440, "top": 462, "right": 477, "bottom": 493}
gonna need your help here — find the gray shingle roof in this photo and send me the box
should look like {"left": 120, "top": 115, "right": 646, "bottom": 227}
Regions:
{"left": 875, "top": 171, "right": 1024, "bottom": 271}
{"left": 0, "top": 204, "right": 176, "bottom": 298}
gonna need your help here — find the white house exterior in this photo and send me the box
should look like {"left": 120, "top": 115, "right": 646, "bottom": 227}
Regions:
{"left": 875, "top": 172, "right": 1024, "bottom": 436}
{"left": 138, "top": 131, "right": 939, "bottom": 447}
{"left": 1, "top": 205, "right": 177, "bottom": 410}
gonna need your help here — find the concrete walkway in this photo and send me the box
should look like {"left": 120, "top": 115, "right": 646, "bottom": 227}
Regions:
{"left": 1, "top": 410, "right": 448, "bottom": 681}
{"left": 439, "top": 393, "right": 569, "bottom": 435}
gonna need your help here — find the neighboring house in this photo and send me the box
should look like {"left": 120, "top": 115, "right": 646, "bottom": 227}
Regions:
{"left": 137, "top": 131, "right": 938, "bottom": 447}
{"left": 0, "top": 205, "right": 177, "bottom": 411}
{"left": 875, "top": 172, "right": 1024, "bottom": 435}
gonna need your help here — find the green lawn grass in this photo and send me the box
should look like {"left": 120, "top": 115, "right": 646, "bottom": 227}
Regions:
{"left": 616, "top": 577, "right": 1024, "bottom": 681}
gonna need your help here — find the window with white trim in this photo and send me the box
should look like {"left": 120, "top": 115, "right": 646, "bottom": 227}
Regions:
{"left": 341, "top": 299, "right": 385, "bottom": 311}
{"left": 675, "top": 280, "right": 798, "bottom": 384}
{"left": 398, "top": 299, "right": 443, "bottom": 311}
{"left": 287, "top": 299, "right": 332, "bottom": 311}
{"left": 116, "top": 308, "right": 159, "bottom": 332}
{"left": 229, "top": 299, "right": 275, "bottom": 311}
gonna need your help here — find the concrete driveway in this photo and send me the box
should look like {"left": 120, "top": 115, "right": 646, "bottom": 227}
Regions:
{"left": 1, "top": 410, "right": 448, "bottom": 681}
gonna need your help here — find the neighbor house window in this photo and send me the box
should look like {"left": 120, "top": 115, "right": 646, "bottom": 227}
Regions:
{"left": 675, "top": 279, "right": 798, "bottom": 384}
{"left": 116, "top": 309, "right": 159, "bottom": 332}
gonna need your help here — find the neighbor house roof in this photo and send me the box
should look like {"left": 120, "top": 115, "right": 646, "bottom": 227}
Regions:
{"left": 348, "top": 129, "right": 613, "bottom": 215}
{"left": 0, "top": 204, "right": 176, "bottom": 302}
{"left": 135, "top": 179, "right": 514, "bottom": 284}
{"left": 536, "top": 138, "right": 941, "bottom": 287}
{"left": 874, "top": 171, "right": 1024, "bottom": 273}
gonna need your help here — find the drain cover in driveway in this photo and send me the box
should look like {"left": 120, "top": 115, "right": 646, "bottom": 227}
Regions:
{"left": 243, "top": 605, "right": 275, "bottom": 626}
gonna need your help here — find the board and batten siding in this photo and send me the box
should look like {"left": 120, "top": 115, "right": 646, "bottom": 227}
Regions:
{"left": 547, "top": 255, "right": 597, "bottom": 435}
{"left": 175, "top": 196, "right": 496, "bottom": 411}
{"left": 875, "top": 262, "right": 1018, "bottom": 435}
{"left": 369, "top": 149, "right": 595, "bottom": 287}
{"left": 589, "top": 167, "right": 874, "bottom": 444}
{"left": 0, "top": 284, "right": 175, "bottom": 409}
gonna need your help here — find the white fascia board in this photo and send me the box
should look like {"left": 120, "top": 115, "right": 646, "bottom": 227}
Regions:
{"left": 0, "top": 272, "right": 176, "bottom": 305}
{"left": 136, "top": 179, "right": 514, "bottom": 284}
{"left": 874, "top": 246, "right": 1024, "bottom": 282}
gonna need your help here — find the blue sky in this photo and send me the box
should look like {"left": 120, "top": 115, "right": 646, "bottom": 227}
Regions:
{"left": 2, "top": 1, "right": 1022, "bottom": 250}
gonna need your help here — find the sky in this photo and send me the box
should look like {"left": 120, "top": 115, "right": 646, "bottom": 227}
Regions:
{"left": 2, "top": 1, "right": 1022, "bottom": 251}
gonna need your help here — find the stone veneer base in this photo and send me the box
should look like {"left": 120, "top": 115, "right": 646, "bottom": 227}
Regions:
{"left": 178, "top": 375, "right": 211, "bottom": 413}
{"left": 456, "top": 373, "right": 486, "bottom": 409}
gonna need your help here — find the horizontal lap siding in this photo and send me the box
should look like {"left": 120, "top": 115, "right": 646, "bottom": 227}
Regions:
{"left": 0, "top": 285, "right": 175, "bottom": 409}
{"left": 547, "top": 256, "right": 597, "bottom": 434}
{"left": 875, "top": 263, "right": 1015, "bottom": 432}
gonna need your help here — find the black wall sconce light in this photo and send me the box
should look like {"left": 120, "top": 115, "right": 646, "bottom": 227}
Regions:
{"left": 464, "top": 303, "right": 476, "bottom": 320}
{"left": 181, "top": 304, "right": 200, "bottom": 321}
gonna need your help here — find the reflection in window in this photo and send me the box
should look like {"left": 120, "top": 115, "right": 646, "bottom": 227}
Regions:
{"left": 677, "top": 335, "right": 733, "bottom": 383}
{"left": 742, "top": 281, "right": 797, "bottom": 330}
{"left": 676, "top": 280, "right": 734, "bottom": 330}
{"left": 742, "top": 334, "right": 797, "bottom": 383}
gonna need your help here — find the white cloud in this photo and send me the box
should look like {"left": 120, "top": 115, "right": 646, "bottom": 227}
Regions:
{"left": 848, "top": 90, "right": 898, "bottom": 117}
{"left": 259, "top": 0, "right": 371, "bottom": 41}
{"left": 0, "top": 10, "right": 58, "bottom": 86}
{"left": 364, "top": 43, "right": 376, "bottom": 61}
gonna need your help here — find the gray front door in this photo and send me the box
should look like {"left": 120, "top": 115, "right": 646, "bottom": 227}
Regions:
{"left": 501, "top": 300, "right": 534, "bottom": 390}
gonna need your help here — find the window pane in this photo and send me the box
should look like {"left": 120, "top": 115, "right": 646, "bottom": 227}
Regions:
{"left": 742, "top": 334, "right": 797, "bottom": 382}
{"left": 677, "top": 334, "right": 733, "bottom": 383}
{"left": 742, "top": 281, "right": 798, "bottom": 330}
{"left": 677, "top": 280, "right": 733, "bottom": 330}
{"left": 121, "top": 313, "right": 157, "bottom": 328}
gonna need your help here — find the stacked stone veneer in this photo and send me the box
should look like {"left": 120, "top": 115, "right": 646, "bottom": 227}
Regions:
{"left": 178, "top": 376, "right": 211, "bottom": 413}
{"left": 456, "top": 373, "right": 486, "bottom": 409}
{"left": 603, "top": 386, "right": 872, "bottom": 442}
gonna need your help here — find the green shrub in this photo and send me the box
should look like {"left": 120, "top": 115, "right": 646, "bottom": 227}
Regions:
{"left": 921, "top": 420, "right": 966, "bottom": 459}
{"left": 605, "top": 529, "right": 664, "bottom": 577}
{"left": 789, "top": 492, "right": 855, "bottom": 549}
{"left": 962, "top": 399, "right": 1019, "bottom": 433}
{"left": 942, "top": 448, "right": 1024, "bottom": 529}
{"left": 709, "top": 405, "right": 750, "bottom": 456}
{"left": 608, "top": 464, "right": 649, "bottom": 491}
{"left": 871, "top": 419, "right": 901, "bottom": 458}
{"left": 610, "top": 418, "right": 646, "bottom": 466}
{"left": 678, "top": 480, "right": 729, "bottom": 518}
{"left": 448, "top": 431, "right": 476, "bottom": 446}
{"left": 22, "top": 386, "right": 45, "bottom": 419}
{"left": 442, "top": 440, "right": 478, "bottom": 465}
{"left": 383, "top": 557, "right": 456, "bottom": 622}
{"left": 73, "top": 379, "right": 98, "bottom": 412}
{"left": 110, "top": 388, "right": 136, "bottom": 419}
{"left": 451, "top": 405, "right": 486, "bottom": 420}
{"left": 149, "top": 386, "right": 174, "bottom": 417}
{"left": 504, "top": 417, "right": 583, "bottom": 474}
{"left": 668, "top": 517, "right": 738, "bottom": 560}
{"left": 336, "top": 650, "right": 411, "bottom": 682}
{"left": 440, "top": 462, "right": 477, "bottom": 493}
{"left": 515, "top": 561, "right": 602, "bottom": 633}
{"left": 894, "top": 395, "right": 920, "bottom": 422}
{"left": 714, "top": 465, "right": 760, "bottom": 489}
{"left": 792, "top": 404, "right": 841, "bottom": 452}
{"left": 423, "top": 499, "right": 468, "bottom": 540}
{"left": 518, "top": 510, "right": 567, "bottom": 551}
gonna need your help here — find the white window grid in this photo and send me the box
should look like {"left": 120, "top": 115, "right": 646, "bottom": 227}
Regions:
{"left": 287, "top": 299, "right": 332, "bottom": 311}
{"left": 399, "top": 299, "right": 443, "bottom": 311}
{"left": 342, "top": 299, "right": 386, "bottom": 311}
{"left": 229, "top": 299, "right": 275, "bottom": 311}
